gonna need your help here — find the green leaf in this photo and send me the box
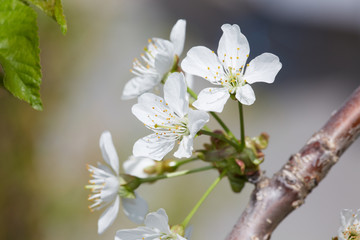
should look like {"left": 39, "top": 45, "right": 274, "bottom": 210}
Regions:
{"left": 25, "top": 0, "right": 67, "bottom": 34}
{"left": 0, "top": 0, "right": 43, "bottom": 110}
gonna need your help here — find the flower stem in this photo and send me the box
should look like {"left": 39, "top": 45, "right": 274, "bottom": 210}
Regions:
{"left": 181, "top": 170, "right": 227, "bottom": 228}
{"left": 187, "top": 87, "right": 237, "bottom": 141}
{"left": 238, "top": 102, "right": 245, "bottom": 151}
{"left": 139, "top": 166, "right": 214, "bottom": 183}
{"left": 210, "top": 112, "right": 237, "bottom": 141}
{"left": 198, "top": 129, "right": 240, "bottom": 151}
{"left": 175, "top": 157, "right": 199, "bottom": 168}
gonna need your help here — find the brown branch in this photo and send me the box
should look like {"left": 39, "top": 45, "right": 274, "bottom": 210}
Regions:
{"left": 226, "top": 86, "right": 360, "bottom": 240}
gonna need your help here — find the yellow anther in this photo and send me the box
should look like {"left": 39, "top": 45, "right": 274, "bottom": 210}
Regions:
{"left": 236, "top": 73, "right": 240, "bottom": 75}
{"left": 225, "top": 80, "right": 228, "bottom": 82}
{"left": 237, "top": 57, "right": 239, "bottom": 59}
{"left": 224, "top": 54, "right": 226, "bottom": 56}
{"left": 246, "top": 54, "right": 249, "bottom": 57}
{"left": 212, "top": 51, "right": 214, "bottom": 53}
{"left": 129, "top": 69, "right": 133, "bottom": 72}
{"left": 209, "top": 89, "right": 211, "bottom": 92}
{"left": 222, "top": 60, "right": 225, "bottom": 62}
{"left": 160, "top": 100, "right": 162, "bottom": 102}
{"left": 207, "top": 67, "right": 210, "bottom": 70}
{"left": 218, "top": 66, "right": 220, "bottom": 69}
{"left": 216, "top": 72, "right": 218, "bottom": 75}
{"left": 237, "top": 48, "right": 240, "bottom": 50}
{"left": 146, "top": 64, "right": 150, "bottom": 69}
{"left": 148, "top": 38, "right": 152, "bottom": 43}
{"left": 166, "top": 103, "right": 168, "bottom": 106}
{"left": 230, "top": 57, "right": 232, "bottom": 59}
{"left": 205, "top": 76, "right": 208, "bottom": 79}
{"left": 246, "top": 64, "right": 249, "bottom": 67}
{"left": 152, "top": 107, "right": 155, "bottom": 109}
{"left": 155, "top": 114, "right": 158, "bottom": 117}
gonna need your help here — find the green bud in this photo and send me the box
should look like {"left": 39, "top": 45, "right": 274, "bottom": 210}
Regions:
{"left": 170, "top": 224, "right": 185, "bottom": 237}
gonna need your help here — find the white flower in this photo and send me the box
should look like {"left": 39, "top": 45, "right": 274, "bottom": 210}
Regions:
{"left": 115, "top": 208, "right": 189, "bottom": 240}
{"left": 338, "top": 209, "right": 360, "bottom": 240}
{"left": 122, "top": 19, "right": 186, "bottom": 100}
{"left": 123, "top": 155, "right": 156, "bottom": 178}
{"left": 86, "top": 131, "right": 149, "bottom": 234}
{"left": 181, "top": 24, "right": 282, "bottom": 112}
{"left": 132, "top": 72, "right": 209, "bottom": 160}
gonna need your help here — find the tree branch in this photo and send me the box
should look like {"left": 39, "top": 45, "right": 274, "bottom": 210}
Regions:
{"left": 226, "top": 86, "right": 360, "bottom": 240}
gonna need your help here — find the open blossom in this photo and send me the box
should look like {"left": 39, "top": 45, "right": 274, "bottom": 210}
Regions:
{"left": 338, "top": 209, "right": 360, "bottom": 240}
{"left": 122, "top": 19, "right": 186, "bottom": 100}
{"left": 86, "top": 131, "right": 148, "bottom": 234}
{"left": 132, "top": 72, "right": 209, "bottom": 160}
{"left": 115, "top": 208, "right": 190, "bottom": 240}
{"left": 181, "top": 24, "right": 282, "bottom": 112}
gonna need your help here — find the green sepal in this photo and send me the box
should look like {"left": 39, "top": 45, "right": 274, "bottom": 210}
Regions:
{"left": 120, "top": 174, "right": 141, "bottom": 192}
{"left": 0, "top": 0, "right": 43, "bottom": 110}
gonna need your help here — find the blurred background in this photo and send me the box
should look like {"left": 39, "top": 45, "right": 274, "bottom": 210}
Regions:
{"left": 0, "top": 0, "right": 360, "bottom": 239}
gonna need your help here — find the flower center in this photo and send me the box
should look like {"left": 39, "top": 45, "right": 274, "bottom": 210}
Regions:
{"left": 220, "top": 66, "right": 247, "bottom": 94}
{"left": 343, "top": 223, "right": 360, "bottom": 240}
{"left": 143, "top": 98, "right": 190, "bottom": 143}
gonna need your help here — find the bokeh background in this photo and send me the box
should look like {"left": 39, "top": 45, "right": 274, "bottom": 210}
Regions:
{"left": 0, "top": 0, "right": 360, "bottom": 239}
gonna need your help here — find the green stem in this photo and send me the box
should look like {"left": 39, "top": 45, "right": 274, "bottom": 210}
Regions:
{"left": 198, "top": 129, "right": 240, "bottom": 151}
{"left": 139, "top": 166, "right": 214, "bottom": 183}
{"left": 182, "top": 170, "right": 227, "bottom": 228}
{"left": 187, "top": 87, "right": 237, "bottom": 140}
{"left": 210, "top": 112, "right": 237, "bottom": 140}
{"left": 238, "top": 102, "right": 245, "bottom": 151}
{"left": 175, "top": 157, "right": 199, "bottom": 168}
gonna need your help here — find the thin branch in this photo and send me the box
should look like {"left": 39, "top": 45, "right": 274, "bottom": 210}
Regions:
{"left": 226, "top": 86, "right": 360, "bottom": 240}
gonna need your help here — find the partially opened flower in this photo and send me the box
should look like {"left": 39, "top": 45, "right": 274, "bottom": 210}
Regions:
{"left": 132, "top": 72, "right": 209, "bottom": 160}
{"left": 181, "top": 24, "right": 282, "bottom": 112}
{"left": 115, "top": 208, "right": 190, "bottom": 240}
{"left": 123, "top": 155, "right": 156, "bottom": 178}
{"left": 86, "top": 131, "right": 148, "bottom": 234}
{"left": 122, "top": 19, "right": 186, "bottom": 100}
{"left": 338, "top": 209, "right": 360, "bottom": 240}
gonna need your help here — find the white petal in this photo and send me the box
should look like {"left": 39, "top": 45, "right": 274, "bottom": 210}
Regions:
{"left": 99, "top": 131, "right": 119, "bottom": 175}
{"left": 185, "top": 72, "right": 194, "bottom": 90}
{"left": 121, "top": 75, "right": 160, "bottom": 100}
{"left": 244, "top": 53, "right": 282, "bottom": 84}
{"left": 123, "top": 156, "right": 156, "bottom": 178}
{"left": 184, "top": 225, "right": 193, "bottom": 239}
{"left": 181, "top": 46, "right": 222, "bottom": 83}
{"left": 153, "top": 38, "right": 175, "bottom": 76}
{"left": 144, "top": 208, "right": 171, "bottom": 234}
{"left": 187, "top": 108, "right": 209, "bottom": 138}
{"left": 170, "top": 19, "right": 186, "bottom": 56}
{"left": 155, "top": 52, "right": 174, "bottom": 76}
{"left": 174, "top": 136, "right": 193, "bottom": 159}
{"left": 192, "top": 87, "right": 230, "bottom": 113}
{"left": 133, "top": 134, "right": 175, "bottom": 161}
{"left": 132, "top": 93, "right": 168, "bottom": 126}
{"left": 98, "top": 195, "right": 120, "bottom": 234}
{"left": 235, "top": 84, "right": 255, "bottom": 105}
{"left": 122, "top": 193, "right": 149, "bottom": 224}
{"left": 115, "top": 226, "right": 158, "bottom": 240}
{"left": 164, "top": 72, "right": 189, "bottom": 118}
{"left": 217, "top": 24, "right": 249, "bottom": 71}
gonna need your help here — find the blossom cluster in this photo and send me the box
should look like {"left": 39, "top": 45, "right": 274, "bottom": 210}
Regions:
{"left": 86, "top": 18, "right": 282, "bottom": 240}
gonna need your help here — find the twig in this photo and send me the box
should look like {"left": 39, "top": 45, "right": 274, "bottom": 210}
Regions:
{"left": 226, "top": 86, "right": 360, "bottom": 240}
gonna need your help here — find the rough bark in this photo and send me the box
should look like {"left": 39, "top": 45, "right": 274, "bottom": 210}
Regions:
{"left": 226, "top": 86, "right": 360, "bottom": 240}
